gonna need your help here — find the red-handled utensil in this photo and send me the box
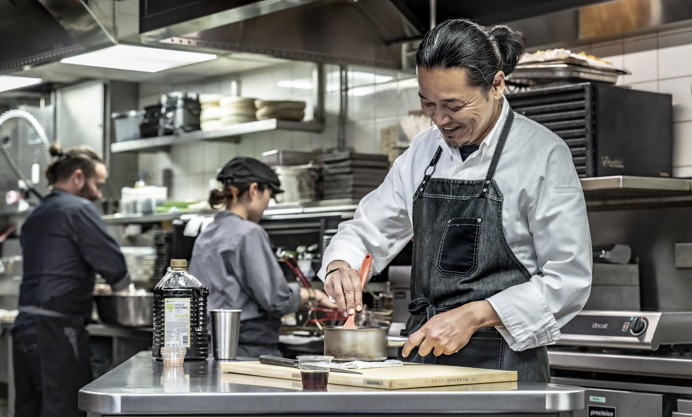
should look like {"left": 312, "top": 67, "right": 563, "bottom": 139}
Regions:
{"left": 283, "top": 253, "right": 312, "bottom": 288}
{"left": 341, "top": 253, "right": 372, "bottom": 330}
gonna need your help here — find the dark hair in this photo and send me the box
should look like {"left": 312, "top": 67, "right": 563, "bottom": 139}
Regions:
{"left": 208, "top": 181, "right": 271, "bottom": 209}
{"left": 416, "top": 19, "right": 526, "bottom": 90}
{"left": 45, "top": 144, "right": 104, "bottom": 185}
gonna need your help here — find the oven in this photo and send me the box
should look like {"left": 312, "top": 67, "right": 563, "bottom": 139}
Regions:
{"left": 506, "top": 82, "right": 673, "bottom": 178}
{"left": 549, "top": 310, "right": 692, "bottom": 417}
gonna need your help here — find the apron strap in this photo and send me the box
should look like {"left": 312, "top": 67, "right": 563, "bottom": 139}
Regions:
{"left": 414, "top": 146, "right": 443, "bottom": 199}
{"left": 405, "top": 297, "right": 454, "bottom": 335}
{"left": 481, "top": 111, "right": 515, "bottom": 197}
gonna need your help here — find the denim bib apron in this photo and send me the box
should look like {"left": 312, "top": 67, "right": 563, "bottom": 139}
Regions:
{"left": 401, "top": 111, "right": 550, "bottom": 383}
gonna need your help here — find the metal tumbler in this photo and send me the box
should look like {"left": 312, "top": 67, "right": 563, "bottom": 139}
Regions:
{"left": 209, "top": 309, "right": 241, "bottom": 360}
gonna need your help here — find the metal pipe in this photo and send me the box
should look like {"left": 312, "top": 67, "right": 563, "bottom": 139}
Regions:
{"left": 313, "top": 63, "right": 325, "bottom": 124}
{"left": 429, "top": 0, "right": 437, "bottom": 29}
{"left": 338, "top": 65, "right": 348, "bottom": 150}
{"left": 0, "top": 136, "right": 44, "bottom": 200}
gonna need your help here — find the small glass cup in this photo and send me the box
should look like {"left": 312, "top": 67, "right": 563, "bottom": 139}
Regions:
{"left": 160, "top": 345, "right": 187, "bottom": 366}
{"left": 296, "top": 355, "right": 333, "bottom": 390}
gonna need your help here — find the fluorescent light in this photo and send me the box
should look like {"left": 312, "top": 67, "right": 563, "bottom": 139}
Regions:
{"left": 60, "top": 45, "right": 217, "bottom": 73}
{"left": 0, "top": 75, "right": 42, "bottom": 93}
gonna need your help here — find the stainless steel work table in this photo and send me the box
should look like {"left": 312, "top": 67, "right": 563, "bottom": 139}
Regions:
{"left": 79, "top": 352, "right": 585, "bottom": 416}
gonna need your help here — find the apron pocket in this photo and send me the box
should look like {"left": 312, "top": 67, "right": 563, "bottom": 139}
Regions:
{"left": 439, "top": 328, "right": 504, "bottom": 369}
{"left": 437, "top": 217, "right": 481, "bottom": 276}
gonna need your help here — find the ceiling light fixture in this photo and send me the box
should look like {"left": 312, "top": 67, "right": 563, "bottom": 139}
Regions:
{"left": 60, "top": 44, "right": 217, "bottom": 73}
{"left": 0, "top": 75, "right": 43, "bottom": 93}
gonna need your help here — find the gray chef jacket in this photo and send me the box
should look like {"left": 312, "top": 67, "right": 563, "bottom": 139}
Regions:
{"left": 188, "top": 211, "right": 301, "bottom": 357}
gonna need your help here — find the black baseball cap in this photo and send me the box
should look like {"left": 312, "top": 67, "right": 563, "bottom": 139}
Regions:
{"left": 216, "top": 157, "right": 283, "bottom": 195}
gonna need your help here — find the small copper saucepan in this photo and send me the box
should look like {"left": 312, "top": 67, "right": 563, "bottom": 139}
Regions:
{"left": 323, "top": 326, "right": 406, "bottom": 362}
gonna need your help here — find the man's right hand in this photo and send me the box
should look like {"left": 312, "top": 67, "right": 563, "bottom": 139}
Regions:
{"left": 323, "top": 260, "right": 364, "bottom": 318}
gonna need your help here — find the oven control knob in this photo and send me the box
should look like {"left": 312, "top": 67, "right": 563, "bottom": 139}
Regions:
{"left": 630, "top": 317, "right": 648, "bottom": 336}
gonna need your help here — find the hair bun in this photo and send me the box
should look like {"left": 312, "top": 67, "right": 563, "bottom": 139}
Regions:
{"left": 489, "top": 25, "right": 526, "bottom": 75}
{"left": 48, "top": 144, "right": 64, "bottom": 158}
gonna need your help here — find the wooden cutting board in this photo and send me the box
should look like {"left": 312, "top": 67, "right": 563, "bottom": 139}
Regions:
{"left": 219, "top": 361, "right": 517, "bottom": 390}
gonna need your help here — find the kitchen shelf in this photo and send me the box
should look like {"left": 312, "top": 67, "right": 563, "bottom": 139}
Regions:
{"left": 102, "top": 199, "right": 358, "bottom": 225}
{"left": 101, "top": 177, "right": 692, "bottom": 225}
{"left": 581, "top": 175, "right": 692, "bottom": 209}
{"left": 102, "top": 211, "right": 194, "bottom": 225}
{"left": 110, "top": 119, "right": 324, "bottom": 153}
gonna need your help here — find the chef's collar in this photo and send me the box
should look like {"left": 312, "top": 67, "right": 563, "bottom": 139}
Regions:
{"left": 477, "top": 97, "right": 510, "bottom": 153}
{"left": 435, "top": 96, "right": 510, "bottom": 162}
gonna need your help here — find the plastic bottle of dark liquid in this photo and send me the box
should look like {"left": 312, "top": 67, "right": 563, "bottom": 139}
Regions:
{"left": 152, "top": 259, "right": 209, "bottom": 360}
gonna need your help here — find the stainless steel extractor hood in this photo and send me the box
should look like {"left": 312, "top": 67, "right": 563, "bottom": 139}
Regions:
{"left": 138, "top": 0, "right": 692, "bottom": 69}
{"left": 0, "top": 0, "right": 115, "bottom": 74}
{"left": 138, "top": 0, "right": 421, "bottom": 69}
{"left": 2, "top": 0, "right": 691, "bottom": 88}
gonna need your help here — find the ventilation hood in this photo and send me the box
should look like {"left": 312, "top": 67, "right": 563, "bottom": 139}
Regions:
{"left": 1, "top": 0, "right": 692, "bottom": 88}
{"left": 137, "top": 0, "right": 692, "bottom": 68}
{"left": 138, "top": 0, "right": 421, "bottom": 69}
{"left": 138, "top": 0, "right": 626, "bottom": 69}
{"left": 0, "top": 0, "right": 115, "bottom": 74}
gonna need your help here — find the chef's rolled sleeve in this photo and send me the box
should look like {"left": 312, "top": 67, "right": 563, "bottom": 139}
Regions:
{"left": 319, "top": 164, "right": 414, "bottom": 280}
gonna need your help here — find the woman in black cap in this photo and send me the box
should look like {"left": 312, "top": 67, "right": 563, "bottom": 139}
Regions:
{"left": 189, "top": 157, "right": 335, "bottom": 357}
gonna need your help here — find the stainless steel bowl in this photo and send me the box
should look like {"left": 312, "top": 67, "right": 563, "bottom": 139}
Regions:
{"left": 94, "top": 293, "right": 154, "bottom": 327}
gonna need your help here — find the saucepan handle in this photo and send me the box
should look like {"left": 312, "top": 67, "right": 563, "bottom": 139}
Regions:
{"left": 388, "top": 337, "right": 406, "bottom": 348}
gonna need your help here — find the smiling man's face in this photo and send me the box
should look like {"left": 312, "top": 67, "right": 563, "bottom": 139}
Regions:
{"left": 417, "top": 67, "right": 505, "bottom": 148}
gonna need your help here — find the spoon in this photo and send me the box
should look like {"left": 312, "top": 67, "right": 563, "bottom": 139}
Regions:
{"left": 342, "top": 253, "right": 373, "bottom": 330}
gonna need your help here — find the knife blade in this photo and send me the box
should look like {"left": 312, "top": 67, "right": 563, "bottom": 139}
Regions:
{"left": 258, "top": 355, "right": 362, "bottom": 375}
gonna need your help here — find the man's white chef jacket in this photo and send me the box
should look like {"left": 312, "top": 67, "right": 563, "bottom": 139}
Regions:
{"left": 319, "top": 98, "right": 593, "bottom": 351}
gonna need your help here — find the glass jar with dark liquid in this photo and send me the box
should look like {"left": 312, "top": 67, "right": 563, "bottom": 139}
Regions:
{"left": 152, "top": 259, "right": 209, "bottom": 360}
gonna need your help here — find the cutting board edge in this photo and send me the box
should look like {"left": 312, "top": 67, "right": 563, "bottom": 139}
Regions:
{"left": 328, "top": 369, "right": 518, "bottom": 389}
{"left": 220, "top": 361, "right": 518, "bottom": 390}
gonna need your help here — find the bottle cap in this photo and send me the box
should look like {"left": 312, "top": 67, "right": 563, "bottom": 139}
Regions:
{"left": 170, "top": 259, "right": 187, "bottom": 269}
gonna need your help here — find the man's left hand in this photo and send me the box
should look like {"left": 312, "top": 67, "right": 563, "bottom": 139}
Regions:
{"left": 401, "top": 300, "right": 501, "bottom": 357}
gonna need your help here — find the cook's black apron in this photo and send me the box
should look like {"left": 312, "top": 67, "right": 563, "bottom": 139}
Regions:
{"left": 400, "top": 111, "right": 550, "bottom": 383}
{"left": 12, "top": 308, "right": 91, "bottom": 417}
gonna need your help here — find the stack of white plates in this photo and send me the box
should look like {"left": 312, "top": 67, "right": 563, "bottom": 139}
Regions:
{"left": 199, "top": 95, "right": 259, "bottom": 130}
{"left": 255, "top": 100, "right": 306, "bottom": 121}
{"left": 219, "top": 96, "right": 258, "bottom": 125}
{"left": 199, "top": 94, "right": 224, "bottom": 131}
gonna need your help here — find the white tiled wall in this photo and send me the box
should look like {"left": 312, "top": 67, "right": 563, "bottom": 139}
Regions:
{"left": 583, "top": 25, "right": 692, "bottom": 178}
{"left": 137, "top": 63, "right": 420, "bottom": 200}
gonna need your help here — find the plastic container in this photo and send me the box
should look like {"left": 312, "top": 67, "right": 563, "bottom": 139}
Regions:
{"left": 112, "top": 110, "right": 144, "bottom": 142}
{"left": 120, "top": 246, "right": 156, "bottom": 282}
{"left": 297, "top": 355, "right": 333, "bottom": 390}
{"left": 120, "top": 186, "right": 167, "bottom": 215}
{"left": 159, "top": 92, "right": 201, "bottom": 135}
{"left": 273, "top": 164, "right": 322, "bottom": 203}
{"left": 160, "top": 345, "right": 187, "bottom": 366}
{"left": 152, "top": 259, "right": 209, "bottom": 361}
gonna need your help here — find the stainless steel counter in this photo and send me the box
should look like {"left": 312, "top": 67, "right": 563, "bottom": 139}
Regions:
{"left": 79, "top": 351, "right": 585, "bottom": 416}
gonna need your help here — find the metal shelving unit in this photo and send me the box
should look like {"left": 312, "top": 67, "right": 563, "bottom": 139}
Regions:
{"left": 110, "top": 119, "right": 324, "bottom": 153}
{"left": 100, "top": 177, "right": 692, "bottom": 223}
{"left": 101, "top": 199, "right": 358, "bottom": 225}
{"left": 581, "top": 176, "right": 692, "bottom": 209}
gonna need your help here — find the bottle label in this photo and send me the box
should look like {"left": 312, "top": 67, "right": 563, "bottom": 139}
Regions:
{"left": 164, "top": 298, "right": 191, "bottom": 347}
